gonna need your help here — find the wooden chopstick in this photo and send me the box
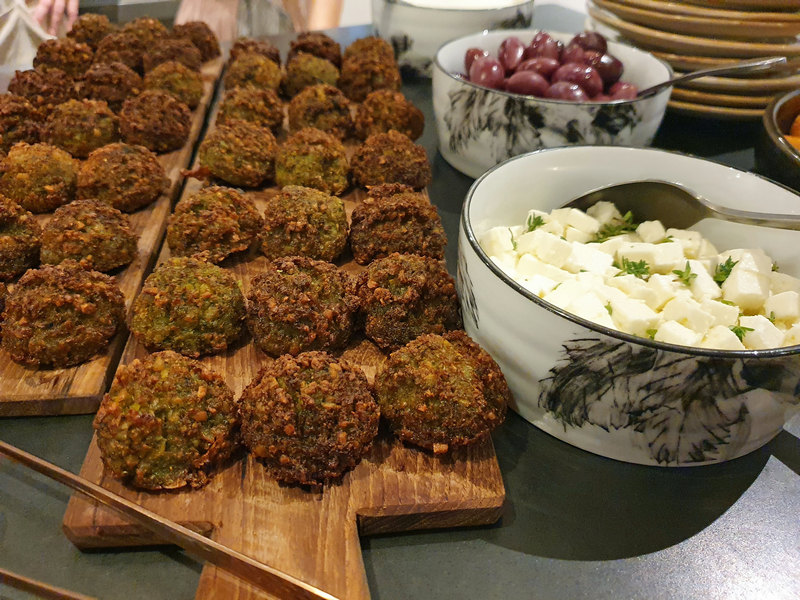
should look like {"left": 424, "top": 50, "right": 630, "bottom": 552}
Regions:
{"left": 0, "top": 440, "right": 339, "bottom": 600}
{"left": 0, "top": 566, "right": 97, "bottom": 600}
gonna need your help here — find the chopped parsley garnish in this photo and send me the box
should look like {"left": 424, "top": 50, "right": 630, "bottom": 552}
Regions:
{"left": 605, "top": 302, "right": 612, "bottom": 315}
{"left": 592, "top": 210, "right": 637, "bottom": 243}
{"left": 768, "top": 311, "right": 777, "bottom": 323}
{"left": 526, "top": 214, "right": 545, "bottom": 232}
{"left": 509, "top": 229, "right": 517, "bottom": 250}
{"left": 614, "top": 257, "right": 650, "bottom": 280}
{"left": 655, "top": 236, "right": 674, "bottom": 244}
{"left": 673, "top": 262, "right": 697, "bottom": 287}
{"left": 772, "top": 262, "right": 779, "bottom": 272}
{"left": 646, "top": 328, "right": 657, "bottom": 340}
{"left": 720, "top": 299, "right": 736, "bottom": 306}
{"left": 730, "top": 324, "right": 754, "bottom": 341}
{"left": 713, "top": 257, "right": 737, "bottom": 285}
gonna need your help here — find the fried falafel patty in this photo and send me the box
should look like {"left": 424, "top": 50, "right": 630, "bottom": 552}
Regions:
{"left": 216, "top": 87, "right": 284, "bottom": 131}
{"left": 93, "top": 32, "right": 146, "bottom": 73}
{"left": 67, "top": 13, "right": 117, "bottom": 50}
{"left": 0, "top": 195, "right": 41, "bottom": 281}
{"left": 77, "top": 142, "right": 169, "bottom": 212}
{"left": 288, "top": 32, "right": 341, "bottom": 68}
{"left": 43, "top": 99, "right": 119, "bottom": 158}
{"left": 33, "top": 38, "right": 94, "bottom": 78}
{"left": 167, "top": 185, "right": 263, "bottom": 263}
{"left": 0, "top": 94, "right": 42, "bottom": 152}
{"left": 172, "top": 21, "right": 221, "bottom": 62}
{"left": 343, "top": 36, "right": 395, "bottom": 63}
{"left": 41, "top": 199, "right": 138, "bottom": 272}
{"left": 8, "top": 67, "right": 80, "bottom": 110}
{"left": 247, "top": 256, "right": 358, "bottom": 356}
{"left": 131, "top": 257, "right": 246, "bottom": 357}
{"left": 1, "top": 259, "right": 124, "bottom": 367}
{"left": 80, "top": 61, "right": 143, "bottom": 112}
{"left": 198, "top": 121, "right": 277, "bottom": 187}
{"left": 121, "top": 17, "right": 169, "bottom": 47}
{"left": 259, "top": 185, "right": 347, "bottom": 262}
{"left": 354, "top": 90, "right": 424, "bottom": 141}
{"left": 144, "top": 60, "right": 204, "bottom": 109}
{"left": 275, "top": 127, "right": 349, "bottom": 196}
{"left": 120, "top": 90, "right": 191, "bottom": 153}
{"left": 374, "top": 331, "right": 509, "bottom": 454}
{"left": 94, "top": 350, "right": 238, "bottom": 490}
{"left": 0, "top": 143, "right": 78, "bottom": 213}
{"left": 283, "top": 52, "right": 339, "bottom": 97}
{"left": 351, "top": 130, "right": 431, "bottom": 189}
{"left": 229, "top": 38, "right": 281, "bottom": 66}
{"left": 224, "top": 53, "right": 282, "bottom": 91}
{"left": 239, "top": 351, "right": 379, "bottom": 486}
{"left": 0, "top": 282, "right": 6, "bottom": 317}
{"left": 287, "top": 84, "right": 352, "bottom": 139}
{"left": 357, "top": 252, "right": 461, "bottom": 351}
{"left": 143, "top": 38, "right": 202, "bottom": 73}
{"left": 339, "top": 56, "right": 401, "bottom": 102}
{"left": 349, "top": 184, "right": 445, "bottom": 264}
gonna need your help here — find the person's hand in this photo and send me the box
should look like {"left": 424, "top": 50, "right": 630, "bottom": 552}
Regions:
{"left": 33, "top": 0, "right": 80, "bottom": 36}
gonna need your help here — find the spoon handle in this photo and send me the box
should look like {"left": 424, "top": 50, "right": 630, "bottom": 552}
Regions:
{"left": 702, "top": 201, "right": 800, "bottom": 232}
{"left": 637, "top": 56, "right": 787, "bottom": 98}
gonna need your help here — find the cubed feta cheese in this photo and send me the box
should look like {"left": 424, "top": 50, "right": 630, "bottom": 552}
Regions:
{"left": 764, "top": 291, "right": 800, "bottom": 323}
{"left": 770, "top": 271, "right": 800, "bottom": 295}
{"left": 617, "top": 241, "right": 684, "bottom": 274}
{"left": 636, "top": 220, "right": 667, "bottom": 243}
{"left": 520, "top": 274, "right": 557, "bottom": 297}
{"left": 550, "top": 208, "right": 600, "bottom": 234}
{"left": 564, "top": 226, "right": 593, "bottom": 243}
{"left": 696, "top": 238, "right": 718, "bottom": 260}
{"left": 525, "top": 209, "right": 562, "bottom": 236}
{"left": 646, "top": 273, "right": 682, "bottom": 310}
{"left": 666, "top": 228, "right": 703, "bottom": 258}
{"left": 782, "top": 324, "right": 800, "bottom": 347}
{"left": 480, "top": 226, "right": 515, "bottom": 256}
{"left": 654, "top": 320, "right": 703, "bottom": 347}
{"left": 687, "top": 259, "right": 721, "bottom": 301}
{"left": 516, "top": 254, "right": 572, "bottom": 283}
{"left": 586, "top": 201, "right": 622, "bottom": 226}
{"left": 610, "top": 297, "right": 660, "bottom": 337}
{"left": 721, "top": 266, "right": 770, "bottom": 312}
{"left": 508, "top": 225, "right": 524, "bottom": 239}
{"left": 719, "top": 249, "right": 773, "bottom": 275}
{"left": 739, "top": 315, "right": 784, "bottom": 350}
{"left": 542, "top": 279, "right": 587, "bottom": 310}
{"left": 490, "top": 252, "right": 518, "bottom": 277}
{"left": 517, "top": 229, "right": 572, "bottom": 268}
{"left": 700, "top": 299, "right": 740, "bottom": 328}
{"left": 662, "top": 297, "right": 714, "bottom": 334}
{"left": 700, "top": 326, "right": 745, "bottom": 351}
{"left": 595, "top": 234, "right": 638, "bottom": 256}
{"left": 564, "top": 242, "right": 615, "bottom": 274}
{"left": 592, "top": 282, "right": 628, "bottom": 304}
{"left": 565, "top": 292, "right": 616, "bottom": 329}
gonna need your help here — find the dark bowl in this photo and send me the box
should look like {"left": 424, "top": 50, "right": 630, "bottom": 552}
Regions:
{"left": 755, "top": 88, "right": 800, "bottom": 193}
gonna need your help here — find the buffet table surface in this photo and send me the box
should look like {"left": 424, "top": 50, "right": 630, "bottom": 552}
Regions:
{"left": 1, "top": 22, "right": 799, "bottom": 600}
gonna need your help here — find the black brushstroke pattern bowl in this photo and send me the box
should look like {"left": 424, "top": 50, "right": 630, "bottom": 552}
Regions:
{"left": 755, "top": 88, "right": 800, "bottom": 193}
{"left": 432, "top": 29, "right": 672, "bottom": 178}
{"left": 458, "top": 146, "right": 800, "bottom": 466}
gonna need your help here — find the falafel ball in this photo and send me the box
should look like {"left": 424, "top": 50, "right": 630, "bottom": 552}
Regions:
{"left": 275, "top": 127, "right": 349, "bottom": 196}
{"left": 198, "top": 121, "right": 277, "bottom": 187}
{"left": 93, "top": 32, "right": 146, "bottom": 73}
{"left": 33, "top": 38, "right": 94, "bottom": 78}
{"left": 172, "top": 21, "right": 221, "bottom": 62}
{"left": 67, "top": 13, "right": 117, "bottom": 50}
{"left": 351, "top": 130, "right": 431, "bottom": 189}
{"left": 224, "top": 52, "right": 282, "bottom": 92}
{"left": 343, "top": 36, "right": 395, "bottom": 63}
{"left": 247, "top": 255, "right": 358, "bottom": 356}
{"left": 357, "top": 252, "right": 461, "bottom": 351}
{"left": 259, "top": 185, "right": 347, "bottom": 262}
{"left": 354, "top": 90, "right": 424, "bottom": 141}
{"left": 216, "top": 87, "right": 284, "bottom": 131}
{"left": 0, "top": 93, "right": 42, "bottom": 152}
{"left": 1, "top": 259, "right": 125, "bottom": 368}
{"left": 94, "top": 350, "right": 238, "bottom": 490}
{"left": 349, "top": 184, "right": 445, "bottom": 264}
{"left": 288, "top": 32, "right": 341, "bottom": 68}
{"left": 143, "top": 38, "right": 202, "bottom": 73}
{"left": 131, "top": 257, "right": 246, "bottom": 357}
{"left": 144, "top": 60, "right": 203, "bottom": 109}
{"left": 0, "top": 282, "right": 6, "bottom": 316}
{"left": 121, "top": 17, "right": 169, "bottom": 47}
{"left": 339, "top": 56, "right": 401, "bottom": 103}
{"left": 40, "top": 199, "right": 138, "bottom": 272}
{"left": 283, "top": 52, "right": 339, "bottom": 97}
{"left": 240, "top": 351, "right": 379, "bottom": 486}
{"left": 374, "top": 331, "right": 509, "bottom": 454}
{"left": 167, "top": 185, "right": 263, "bottom": 263}
{"left": 0, "top": 143, "right": 78, "bottom": 213}
{"left": 229, "top": 38, "right": 281, "bottom": 66}
{"left": 0, "top": 195, "right": 41, "bottom": 281}
{"left": 8, "top": 67, "right": 80, "bottom": 110}
{"left": 120, "top": 90, "right": 191, "bottom": 153}
{"left": 43, "top": 99, "right": 119, "bottom": 158}
{"left": 77, "top": 142, "right": 169, "bottom": 212}
{"left": 80, "top": 61, "right": 143, "bottom": 112}
{"left": 287, "top": 84, "right": 352, "bottom": 139}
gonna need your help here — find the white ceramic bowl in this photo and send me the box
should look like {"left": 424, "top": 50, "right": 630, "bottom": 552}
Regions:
{"left": 372, "top": 0, "right": 535, "bottom": 77}
{"left": 433, "top": 30, "right": 672, "bottom": 178}
{"left": 458, "top": 146, "right": 800, "bottom": 466}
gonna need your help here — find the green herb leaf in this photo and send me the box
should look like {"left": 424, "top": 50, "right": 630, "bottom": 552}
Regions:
{"left": 509, "top": 229, "right": 517, "bottom": 251}
{"left": 614, "top": 257, "right": 650, "bottom": 280}
{"left": 592, "top": 210, "right": 637, "bottom": 243}
{"left": 772, "top": 262, "right": 780, "bottom": 272}
{"left": 526, "top": 214, "right": 545, "bottom": 232}
{"left": 646, "top": 328, "right": 657, "bottom": 340}
{"left": 605, "top": 302, "right": 612, "bottom": 316}
{"left": 720, "top": 299, "right": 736, "bottom": 306}
{"left": 768, "top": 311, "right": 777, "bottom": 323}
{"left": 730, "top": 324, "right": 754, "bottom": 341}
{"left": 673, "top": 261, "right": 698, "bottom": 287}
{"left": 713, "top": 257, "right": 737, "bottom": 285}
{"left": 655, "top": 236, "right": 674, "bottom": 244}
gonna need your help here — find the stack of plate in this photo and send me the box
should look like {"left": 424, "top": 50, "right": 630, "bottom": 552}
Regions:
{"left": 586, "top": 0, "right": 800, "bottom": 119}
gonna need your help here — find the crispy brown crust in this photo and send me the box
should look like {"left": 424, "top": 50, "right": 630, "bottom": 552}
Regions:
{"left": 144, "top": 61, "right": 203, "bottom": 109}
{"left": 33, "top": 38, "right": 94, "bottom": 78}
{"left": 354, "top": 90, "right": 424, "bottom": 141}
{"left": 239, "top": 351, "right": 379, "bottom": 486}
{"left": 67, "top": 13, "right": 117, "bottom": 50}
{"left": 120, "top": 90, "right": 191, "bottom": 153}
{"left": 274, "top": 127, "right": 349, "bottom": 195}
{"left": 230, "top": 38, "right": 281, "bottom": 66}
{"left": 217, "top": 87, "right": 284, "bottom": 131}
{"left": 0, "top": 142, "right": 79, "bottom": 213}
{"left": 198, "top": 121, "right": 278, "bottom": 187}
{"left": 43, "top": 99, "right": 120, "bottom": 158}
{"left": 172, "top": 21, "right": 221, "bottom": 62}
{"left": 283, "top": 52, "right": 339, "bottom": 97}
{"left": 8, "top": 68, "right": 80, "bottom": 110}
{"left": 343, "top": 36, "right": 395, "bottom": 63}
{"left": 351, "top": 130, "right": 431, "bottom": 189}
{"left": 81, "top": 62, "right": 143, "bottom": 112}
{"left": 93, "top": 33, "right": 146, "bottom": 74}
{"left": 121, "top": 17, "right": 169, "bottom": 47}
{"left": 288, "top": 32, "right": 341, "bottom": 68}
{"left": 143, "top": 38, "right": 202, "bottom": 73}
{"left": 224, "top": 53, "right": 283, "bottom": 91}
{"left": 0, "top": 94, "right": 42, "bottom": 152}
{"left": 287, "top": 84, "right": 352, "bottom": 139}
{"left": 0, "top": 195, "right": 41, "bottom": 281}
{"left": 339, "top": 55, "right": 401, "bottom": 102}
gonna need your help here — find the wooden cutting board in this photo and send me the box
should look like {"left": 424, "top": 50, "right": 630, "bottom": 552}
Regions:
{"left": 0, "top": 57, "right": 224, "bottom": 417}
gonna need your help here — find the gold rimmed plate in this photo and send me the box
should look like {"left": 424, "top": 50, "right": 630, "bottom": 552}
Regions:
{"left": 673, "top": 71, "right": 800, "bottom": 93}
{"left": 678, "top": 0, "right": 800, "bottom": 12}
{"left": 651, "top": 50, "right": 800, "bottom": 72}
{"left": 670, "top": 86, "right": 773, "bottom": 108}
{"left": 609, "top": 0, "right": 800, "bottom": 21}
{"left": 667, "top": 98, "right": 764, "bottom": 120}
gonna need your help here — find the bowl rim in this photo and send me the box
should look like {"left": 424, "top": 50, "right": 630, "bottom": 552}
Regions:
{"left": 378, "top": 0, "right": 534, "bottom": 12}
{"left": 433, "top": 28, "right": 674, "bottom": 106}
{"left": 461, "top": 145, "right": 800, "bottom": 359}
{"left": 763, "top": 87, "right": 800, "bottom": 165}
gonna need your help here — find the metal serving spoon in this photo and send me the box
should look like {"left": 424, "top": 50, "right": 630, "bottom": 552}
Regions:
{"left": 637, "top": 56, "right": 787, "bottom": 99}
{"left": 564, "top": 180, "right": 800, "bottom": 231}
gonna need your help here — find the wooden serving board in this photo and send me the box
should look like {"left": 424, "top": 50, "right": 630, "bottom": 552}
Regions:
{"left": 0, "top": 57, "right": 224, "bottom": 417}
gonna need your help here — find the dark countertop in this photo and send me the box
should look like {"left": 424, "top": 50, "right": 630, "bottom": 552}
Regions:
{"left": 2, "top": 24, "right": 799, "bottom": 600}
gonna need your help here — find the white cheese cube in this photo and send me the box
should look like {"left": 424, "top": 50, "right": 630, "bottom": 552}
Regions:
{"left": 592, "top": 282, "right": 628, "bottom": 304}
{"left": 646, "top": 273, "right": 683, "bottom": 310}
{"left": 719, "top": 249, "right": 773, "bottom": 275}
{"left": 654, "top": 320, "right": 703, "bottom": 347}
{"left": 586, "top": 201, "right": 622, "bottom": 226}
{"left": 509, "top": 225, "right": 524, "bottom": 239}
{"left": 516, "top": 254, "right": 572, "bottom": 283}
{"left": 610, "top": 297, "right": 660, "bottom": 337}
{"left": 525, "top": 209, "right": 562, "bottom": 236}
{"left": 520, "top": 275, "right": 557, "bottom": 297}
{"left": 595, "top": 234, "right": 638, "bottom": 256}
{"left": 550, "top": 208, "right": 600, "bottom": 234}
{"left": 696, "top": 238, "right": 718, "bottom": 260}
{"left": 687, "top": 259, "right": 721, "bottom": 301}
{"left": 564, "top": 242, "right": 615, "bottom": 274}
{"left": 666, "top": 228, "right": 703, "bottom": 258}
{"left": 564, "top": 226, "right": 593, "bottom": 243}
{"left": 617, "top": 241, "right": 684, "bottom": 274}
{"left": 700, "top": 325, "right": 745, "bottom": 351}
{"left": 700, "top": 299, "right": 740, "bottom": 328}
{"left": 490, "top": 252, "right": 518, "bottom": 277}
{"left": 542, "top": 279, "right": 587, "bottom": 310}
{"left": 764, "top": 291, "right": 800, "bottom": 323}
{"left": 739, "top": 315, "right": 784, "bottom": 350}
{"left": 516, "top": 230, "right": 572, "bottom": 268}
{"left": 782, "top": 324, "right": 800, "bottom": 347}
{"left": 721, "top": 266, "right": 770, "bottom": 312}
{"left": 566, "top": 292, "right": 616, "bottom": 329}
{"left": 662, "top": 297, "right": 714, "bottom": 334}
{"left": 480, "top": 226, "right": 515, "bottom": 256}
{"left": 770, "top": 271, "right": 800, "bottom": 295}
{"left": 636, "top": 221, "right": 667, "bottom": 243}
